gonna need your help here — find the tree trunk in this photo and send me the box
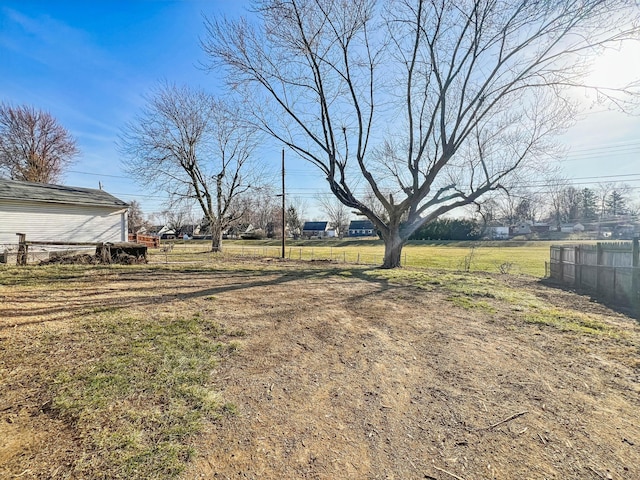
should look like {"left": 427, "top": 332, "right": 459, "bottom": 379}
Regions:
{"left": 381, "top": 226, "right": 404, "bottom": 269}
{"left": 210, "top": 222, "right": 223, "bottom": 252}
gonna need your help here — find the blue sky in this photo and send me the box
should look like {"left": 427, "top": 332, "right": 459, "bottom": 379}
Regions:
{"left": 0, "top": 0, "right": 319, "bottom": 218}
{"left": 1, "top": 1, "right": 639, "bottom": 221}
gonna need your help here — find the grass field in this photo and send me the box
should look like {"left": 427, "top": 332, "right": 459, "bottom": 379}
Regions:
{"left": 0, "top": 263, "right": 245, "bottom": 478}
{"left": 154, "top": 239, "right": 571, "bottom": 277}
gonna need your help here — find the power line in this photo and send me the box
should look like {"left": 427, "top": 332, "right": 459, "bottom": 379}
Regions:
{"left": 564, "top": 139, "right": 640, "bottom": 154}
{"left": 66, "top": 136, "right": 640, "bottom": 182}
{"left": 562, "top": 149, "right": 640, "bottom": 162}
{"left": 108, "top": 174, "right": 640, "bottom": 201}
{"left": 68, "top": 170, "right": 130, "bottom": 179}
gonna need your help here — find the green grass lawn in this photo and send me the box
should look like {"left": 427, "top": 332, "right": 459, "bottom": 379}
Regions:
{"left": 160, "top": 239, "right": 572, "bottom": 277}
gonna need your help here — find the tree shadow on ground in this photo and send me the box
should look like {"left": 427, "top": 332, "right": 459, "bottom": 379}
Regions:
{"left": 0, "top": 263, "right": 401, "bottom": 330}
{"left": 539, "top": 277, "right": 639, "bottom": 320}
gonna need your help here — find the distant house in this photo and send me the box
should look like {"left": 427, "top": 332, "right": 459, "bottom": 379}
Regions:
{"left": 560, "top": 223, "right": 585, "bottom": 233}
{"left": 146, "top": 224, "right": 201, "bottom": 239}
{"left": 531, "top": 223, "right": 550, "bottom": 233}
{"left": 348, "top": 220, "right": 375, "bottom": 237}
{"left": 0, "top": 179, "right": 128, "bottom": 248}
{"left": 223, "top": 223, "right": 256, "bottom": 239}
{"left": 148, "top": 225, "right": 175, "bottom": 239}
{"left": 302, "top": 221, "right": 330, "bottom": 238}
{"left": 487, "top": 225, "right": 509, "bottom": 240}
{"left": 182, "top": 224, "right": 201, "bottom": 238}
{"left": 614, "top": 224, "right": 637, "bottom": 239}
{"left": 509, "top": 222, "right": 532, "bottom": 236}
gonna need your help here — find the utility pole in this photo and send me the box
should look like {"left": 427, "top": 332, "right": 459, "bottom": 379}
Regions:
{"left": 281, "top": 149, "right": 285, "bottom": 259}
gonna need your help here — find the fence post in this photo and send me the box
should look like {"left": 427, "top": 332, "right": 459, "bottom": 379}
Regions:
{"left": 16, "top": 233, "right": 27, "bottom": 266}
{"left": 632, "top": 237, "right": 639, "bottom": 315}
{"left": 574, "top": 245, "right": 580, "bottom": 287}
{"left": 545, "top": 261, "right": 548, "bottom": 278}
{"left": 596, "top": 242, "right": 603, "bottom": 295}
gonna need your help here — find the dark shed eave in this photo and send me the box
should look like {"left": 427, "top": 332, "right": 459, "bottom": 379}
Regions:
{"left": 0, "top": 178, "right": 129, "bottom": 209}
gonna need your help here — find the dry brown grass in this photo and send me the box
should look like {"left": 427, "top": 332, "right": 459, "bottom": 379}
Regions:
{"left": 1, "top": 259, "right": 639, "bottom": 479}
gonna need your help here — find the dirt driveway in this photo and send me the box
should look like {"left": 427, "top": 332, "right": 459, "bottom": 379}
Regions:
{"left": 1, "top": 260, "right": 639, "bottom": 479}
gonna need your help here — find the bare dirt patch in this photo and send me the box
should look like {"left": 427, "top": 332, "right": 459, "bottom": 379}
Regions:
{"left": 1, "top": 260, "right": 639, "bottom": 479}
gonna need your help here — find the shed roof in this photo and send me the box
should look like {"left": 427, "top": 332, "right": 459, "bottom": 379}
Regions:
{"left": 0, "top": 178, "right": 128, "bottom": 208}
{"left": 303, "top": 221, "right": 328, "bottom": 231}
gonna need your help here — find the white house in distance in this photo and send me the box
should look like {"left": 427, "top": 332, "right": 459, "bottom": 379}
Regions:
{"left": 302, "top": 221, "right": 337, "bottom": 239}
{"left": 348, "top": 220, "right": 376, "bottom": 237}
{"left": 0, "top": 179, "right": 129, "bottom": 249}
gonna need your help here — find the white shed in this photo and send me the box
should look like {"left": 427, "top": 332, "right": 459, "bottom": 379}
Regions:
{"left": 0, "top": 179, "right": 129, "bottom": 248}
{"left": 488, "top": 226, "right": 509, "bottom": 240}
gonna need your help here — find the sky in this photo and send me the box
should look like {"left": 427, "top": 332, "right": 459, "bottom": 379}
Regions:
{"left": 1, "top": 1, "right": 640, "bottom": 222}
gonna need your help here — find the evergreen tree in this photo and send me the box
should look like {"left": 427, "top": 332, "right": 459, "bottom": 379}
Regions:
{"left": 606, "top": 191, "right": 627, "bottom": 216}
{"left": 409, "top": 219, "right": 481, "bottom": 241}
{"left": 580, "top": 188, "right": 598, "bottom": 221}
{"left": 286, "top": 206, "right": 303, "bottom": 239}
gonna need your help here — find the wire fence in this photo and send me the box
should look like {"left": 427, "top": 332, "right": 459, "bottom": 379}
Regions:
{"left": 1, "top": 238, "right": 550, "bottom": 277}
{"left": 144, "top": 242, "right": 549, "bottom": 276}
{"left": 147, "top": 243, "right": 394, "bottom": 267}
{"left": 0, "top": 241, "right": 392, "bottom": 267}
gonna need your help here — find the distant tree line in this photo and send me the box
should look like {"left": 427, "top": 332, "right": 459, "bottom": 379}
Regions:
{"left": 409, "top": 219, "right": 482, "bottom": 241}
{"left": 482, "top": 180, "right": 638, "bottom": 228}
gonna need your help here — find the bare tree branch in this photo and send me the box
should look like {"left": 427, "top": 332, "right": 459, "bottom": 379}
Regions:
{"left": 118, "top": 83, "right": 264, "bottom": 251}
{"left": 204, "top": 0, "right": 640, "bottom": 267}
{"left": 0, "top": 103, "right": 79, "bottom": 183}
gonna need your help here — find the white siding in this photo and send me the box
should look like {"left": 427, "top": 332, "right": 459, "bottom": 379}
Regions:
{"left": 0, "top": 200, "right": 127, "bottom": 247}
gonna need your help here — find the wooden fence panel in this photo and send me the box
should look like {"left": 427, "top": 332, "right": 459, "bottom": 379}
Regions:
{"left": 549, "top": 239, "right": 639, "bottom": 312}
{"left": 549, "top": 255, "right": 563, "bottom": 279}
{"left": 579, "top": 264, "right": 598, "bottom": 291}
{"left": 604, "top": 252, "right": 633, "bottom": 267}
{"left": 563, "top": 262, "right": 576, "bottom": 284}
{"left": 561, "top": 247, "right": 576, "bottom": 264}
{"left": 613, "top": 268, "right": 634, "bottom": 304}
{"left": 576, "top": 245, "right": 597, "bottom": 265}
{"left": 128, "top": 233, "right": 160, "bottom": 248}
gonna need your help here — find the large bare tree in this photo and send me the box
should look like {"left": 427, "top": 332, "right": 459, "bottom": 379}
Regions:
{"left": 119, "top": 83, "right": 261, "bottom": 251}
{"left": 0, "top": 103, "right": 79, "bottom": 183}
{"left": 203, "top": 0, "right": 640, "bottom": 267}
